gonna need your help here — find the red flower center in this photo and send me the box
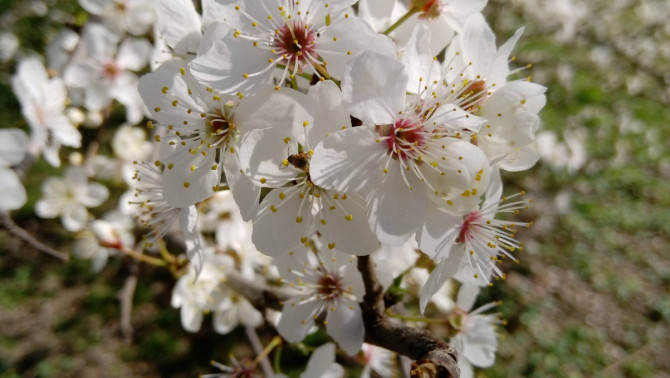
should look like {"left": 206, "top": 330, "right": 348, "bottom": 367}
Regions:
{"left": 457, "top": 211, "right": 481, "bottom": 243}
{"left": 317, "top": 273, "right": 343, "bottom": 301}
{"left": 103, "top": 62, "right": 120, "bottom": 79}
{"left": 274, "top": 20, "right": 318, "bottom": 69}
{"left": 383, "top": 117, "right": 426, "bottom": 160}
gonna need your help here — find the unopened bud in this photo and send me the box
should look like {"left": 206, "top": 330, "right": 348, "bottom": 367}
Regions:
{"left": 91, "top": 220, "right": 123, "bottom": 249}
{"left": 411, "top": 0, "right": 442, "bottom": 20}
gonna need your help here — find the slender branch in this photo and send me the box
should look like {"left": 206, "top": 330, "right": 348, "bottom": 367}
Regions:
{"left": 119, "top": 246, "right": 167, "bottom": 267}
{"left": 246, "top": 327, "right": 274, "bottom": 377}
{"left": 118, "top": 263, "right": 138, "bottom": 344}
{"left": 357, "top": 255, "right": 460, "bottom": 378}
{"left": 383, "top": 7, "right": 420, "bottom": 36}
{"left": 0, "top": 211, "right": 70, "bottom": 262}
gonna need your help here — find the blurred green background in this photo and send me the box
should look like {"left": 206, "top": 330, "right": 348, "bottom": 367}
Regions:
{"left": 1, "top": 0, "right": 669, "bottom": 377}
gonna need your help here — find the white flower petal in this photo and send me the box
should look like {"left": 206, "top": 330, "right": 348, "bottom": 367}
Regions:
{"left": 277, "top": 299, "right": 321, "bottom": 343}
{"left": 61, "top": 205, "right": 88, "bottom": 232}
{"left": 402, "top": 24, "right": 441, "bottom": 93}
{"left": 223, "top": 157, "right": 260, "bottom": 222}
{"left": 300, "top": 343, "right": 341, "bottom": 378}
{"left": 213, "top": 306, "right": 238, "bottom": 335}
{"left": 251, "top": 186, "right": 314, "bottom": 256}
{"left": 342, "top": 51, "right": 405, "bottom": 125}
{"left": 238, "top": 298, "right": 263, "bottom": 328}
{"left": 326, "top": 299, "right": 364, "bottom": 356}
{"left": 180, "top": 304, "right": 204, "bottom": 333}
{"left": 161, "top": 139, "right": 218, "bottom": 208}
{"left": 316, "top": 193, "right": 379, "bottom": 256}
{"left": 0, "top": 169, "right": 27, "bottom": 211}
{"left": 0, "top": 129, "right": 28, "bottom": 167}
{"left": 190, "top": 38, "right": 273, "bottom": 96}
{"left": 366, "top": 167, "right": 429, "bottom": 246}
{"left": 463, "top": 316, "right": 498, "bottom": 367}
{"left": 155, "top": 0, "right": 202, "bottom": 54}
{"left": 417, "top": 206, "right": 461, "bottom": 260}
{"left": 181, "top": 206, "right": 205, "bottom": 278}
{"left": 310, "top": 126, "right": 386, "bottom": 194}
{"left": 419, "top": 253, "right": 463, "bottom": 313}
{"left": 238, "top": 128, "right": 303, "bottom": 187}
{"left": 81, "top": 182, "right": 110, "bottom": 208}
{"left": 456, "top": 284, "right": 480, "bottom": 312}
{"left": 341, "top": 262, "right": 366, "bottom": 299}
{"left": 116, "top": 38, "right": 152, "bottom": 72}
{"left": 306, "top": 80, "right": 351, "bottom": 148}
{"left": 318, "top": 16, "right": 397, "bottom": 81}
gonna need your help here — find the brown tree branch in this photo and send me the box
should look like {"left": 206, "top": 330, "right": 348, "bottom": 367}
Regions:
{"left": 0, "top": 211, "right": 70, "bottom": 262}
{"left": 357, "top": 255, "right": 460, "bottom": 378}
{"left": 223, "top": 258, "right": 460, "bottom": 377}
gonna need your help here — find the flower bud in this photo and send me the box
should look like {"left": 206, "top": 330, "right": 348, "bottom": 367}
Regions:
{"left": 411, "top": 0, "right": 442, "bottom": 20}
{"left": 91, "top": 220, "right": 123, "bottom": 249}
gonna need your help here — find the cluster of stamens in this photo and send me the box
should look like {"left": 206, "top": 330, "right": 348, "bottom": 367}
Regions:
{"left": 274, "top": 20, "right": 318, "bottom": 69}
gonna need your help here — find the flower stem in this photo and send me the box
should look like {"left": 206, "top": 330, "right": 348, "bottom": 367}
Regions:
{"left": 254, "top": 336, "right": 283, "bottom": 366}
{"left": 383, "top": 7, "right": 420, "bottom": 35}
{"left": 273, "top": 345, "right": 282, "bottom": 374}
{"left": 291, "top": 74, "right": 299, "bottom": 90}
{"left": 157, "top": 240, "right": 176, "bottom": 263}
{"left": 120, "top": 247, "right": 167, "bottom": 267}
{"left": 313, "top": 63, "right": 341, "bottom": 87}
{"left": 276, "top": 63, "right": 313, "bottom": 81}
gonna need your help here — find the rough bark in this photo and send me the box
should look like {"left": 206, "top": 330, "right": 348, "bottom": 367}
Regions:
{"left": 224, "top": 256, "right": 460, "bottom": 377}
{"left": 357, "top": 255, "right": 460, "bottom": 378}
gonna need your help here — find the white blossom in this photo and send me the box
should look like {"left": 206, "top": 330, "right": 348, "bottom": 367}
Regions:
{"left": 12, "top": 57, "right": 81, "bottom": 167}
{"left": 238, "top": 81, "right": 379, "bottom": 256}
{"left": 190, "top": 0, "right": 397, "bottom": 95}
{"left": 112, "top": 124, "right": 153, "bottom": 161}
{"left": 64, "top": 24, "right": 151, "bottom": 124}
{"left": 448, "top": 284, "right": 500, "bottom": 378}
{"left": 310, "top": 51, "right": 490, "bottom": 246}
{"left": 79, "top": 0, "right": 156, "bottom": 36}
{"left": 418, "top": 168, "right": 530, "bottom": 312}
{"left": 35, "top": 167, "right": 109, "bottom": 232}
{"left": 130, "top": 161, "right": 205, "bottom": 275}
{"left": 276, "top": 247, "right": 365, "bottom": 356}
{"left": 0, "top": 129, "right": 29, "bottom": 211}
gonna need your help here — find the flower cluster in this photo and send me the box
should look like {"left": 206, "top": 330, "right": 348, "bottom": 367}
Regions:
{"left": 4, "top": 0, "right": 546, "bottom": 376}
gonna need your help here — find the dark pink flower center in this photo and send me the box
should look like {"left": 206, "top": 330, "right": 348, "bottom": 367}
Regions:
{"left": 230, "top": 358, "right": 257, "bottom": 378}
{"left": 382, "top": 117, "right": 426, "bottom": 160}
{"left": 457, "top": 211, "right": 482, "bottom": 243}
{"left": 102, "top": 62, "right": 120, "bottom": 79}
{"left": 317, "top": 273, "right": 343, "bottom": 301}
{"left": 274, "top": 20, "right": 318, "bottom": 68}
